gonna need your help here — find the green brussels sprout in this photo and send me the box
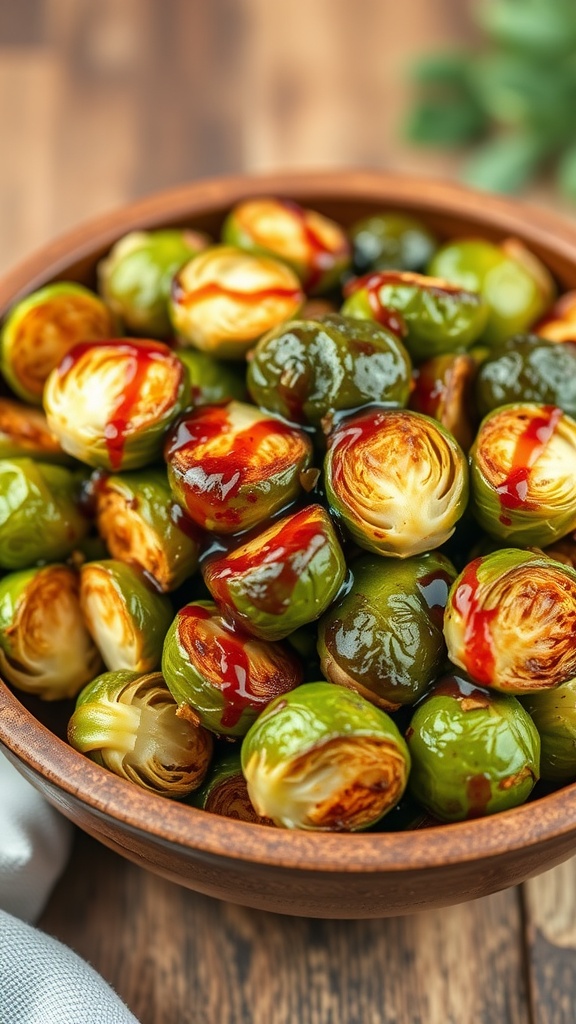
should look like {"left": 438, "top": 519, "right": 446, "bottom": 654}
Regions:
{"left": 175, "top": 348, "right": 247, "bottom": 406}
{"left": 191, "top": 748, "right": 273, "bottom": 824}
{"left": 428, "top": 237, "right": 555, "bottom": 348}
{"left": 341, "top": 271, "right": 487, "bottom": 361}
{"left": 222, "top": 197, "right": 351, "bottom": 293}
{"left": 162, "top": 601, "right": 303, "bottom": 737}
{"left": 349, "top": 212, "right": 438, "bottom": 276}
{"left": 444, "top": 550, "right": 576, "bottom": 693}
{"left": 0, "top": 282, "right": 116, "bottom": 405}
{"left": 98, "top": 228, "right": 210, "bottom": 337}
{"left": 0, "top": 458, "right": 88, "bottom": 570}
{"left": 168, "top": 244, "right": 304, "bottom": 359}
{"left": 324, "top": 407, "right": 468, "bottom": 557}
{"left": 536, "top": 290, "right": 576, "bottom": 344}
{"left": 475, "top": 335, "right": 576, "bottom": 419}
{"left": 406, "top": 672, "right": 540, "bottom": 822}
{"left": 0, "top": 564, "right": 102, "bottom": 700}
{"left": 164, "top": 401, "right": 313, "bottom": 534}
{"left": 203, "top": 504, "right": 347, "bottom": 641}
{"left": 0, "top": 398, "right": 71, "bottom": 462}
{"left": 246, "top": 313, "right": 412, "bottom": 428}
{"left": 317, "top": 551, "right": 457, "bottom": 709}
{"left": 92, "top": 469, "right": 201, "bottom": 592}
{"left": 68, "top": 670, "right": 213, "bottom": 797}
{"left": 523, "top": 677, "right": 576, "bottom": 782}
{"left": 79, "top": 559, "right": 173, "bottom": 673}
{"left": 241, "top": 681, "right": 410, "bottom": 830}
{"left": 469, "top": 403, "right": 576, "bottom": 546}
{"left": 409, "top": 352, "right": 478, "bottom": 450}
{"left": 44, "top": 339, "right": 190, "bottom": 471}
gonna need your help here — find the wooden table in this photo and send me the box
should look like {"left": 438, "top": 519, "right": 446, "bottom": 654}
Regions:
{"left": 2, "top": 2, "right": 575, "bottom": 1020}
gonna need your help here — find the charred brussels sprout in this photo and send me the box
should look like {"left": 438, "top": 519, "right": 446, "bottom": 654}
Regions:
{"left": 223, "top": 197, "right": 351, "bottom": 293}
{"left": 175, "top": 348, "right": 247, "bottom": 406}
{"left": 523, "top": 678, "right": 576, "bottom": 782}
{"left": 191, "top": 748, "right": 273, "bottom": 824}
{"left": 318, "top": 552, "right": 457, "bottom": 709}
{"left": 164, "top": 401, "right": 313, "bottom": 534}
{"left": 246, "top": 313, "right": 412, "bottom": 428}
{"left": 162, "top": 601, "right": 303, "bottom": 737}
{"left": 98, "top": 228, "right": 210, "bottom": 337}
{"left": 0, "top": 398, "right": 70, "bottom": 462}
{"left": 341, "top": 271, "right": 487, "bottom": 361}
{"left": 469, "top": 403, "right": 576, "bottom": 546}
{"left": 0, "top": 458, "right": 88, "bottom": 569}
{"left": 168, "top": 245, "right": 304, "bottom": 359}
{"left": 0, "top": 564, "right": 102, "bottom": 700}
{"left": 475, "top": 336, "right": 576, "bottom": 419}
{"left": 444, "top": 550, "right": 576, "bottom": 693}
{"left": 324, "top": 408, "right": 468, "bottom": 557}
{"left": 406, "top": 673, "right": 540, "bottom": 822}
{"left": 203, "top": 504, "right": 346, "bottom": 641}
{"left": 349, "top": 212, "right": 438, "bottom": 276}
{"left": 410, "top": 353, "right": 478, "bottom": 450}
{"left": 536, "top": 291, "right": 576, "bottom": 344}
{"left": 68, "top": 670, "right": 213, "bottom": 797}
{"left": 0, "top": 282, "right": 115, "bottom": 405}
{"left": 44, "top": 339, "right": 189, "bottom": 471}
{"left": 79, "top": 559, "right": 173, "bottom": 673}
{"left": 93, "top": 469, "right": 201, "bottom": 592}
{"left": 428, "top": 238, "right": 555, "bottom": 348}
{"left": 241, "top": 681, "right": 410, "bottom": 830}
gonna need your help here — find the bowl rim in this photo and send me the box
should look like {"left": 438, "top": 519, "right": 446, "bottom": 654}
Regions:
{"left": 2, "top": 168, "right": 576, "bottom": 874}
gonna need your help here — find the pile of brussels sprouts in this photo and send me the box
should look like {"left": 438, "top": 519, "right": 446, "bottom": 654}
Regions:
{"left": 1, "top": 197, "right": 576, "bottom": 833}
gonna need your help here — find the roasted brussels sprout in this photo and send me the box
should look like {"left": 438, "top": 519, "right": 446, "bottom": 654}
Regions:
{"left": 44, "top": 339, "right": 190, "bottom": 471}
{"left": 175, "top": 348, "right": 247, "bottom": 406}
{"left": 409, "top": 353, "right": 478, "bottom": 450}
{"left": 68, "top": 670, "right": 213, "bottom": 796}
{"left": 341, "top": 271, "right": 487, "bottom": 361}
{"left": 475, "top": 335, "right": 576, "bottom": 419}
{"left": 92, "top": 469, "right": 201, "bottom": 592}
{"left": 428, "top": 237, "right": 555, "bottom": 348}
{"left": 164, "top": 401, "right": 313, "bottom": 534}
{"left": 444, "top": 550, "right": 576, "bottom": 693}
{"left": 469, "top": 403, "right": 576, "bottom": 546}
{"left": 349, "top": 212, "right": 438, "bottom": 276}
{"left": 79, "top": 559, "right": 173, "bottom": 672}
{"left": 523, "top": 678, "right": 576, "bottom": 782}
{"left": 162, "top": 601, "right": 303, "bottom": 737}
{"left": 246, "top": 313, "right": 412, "bottom": 428}
{"left": 0, "top": 564, "right": 102, "bottom": 700}
{"left": 203, "top": 504, "right": 347, "bottom": 641}
{"left": 406, "top": 673, "right": 540, "bottom": 822}
{"left": 0, "top": 282, "right": 115, "bottom": 405}
{"left": 0, "top": 398, "right": 70, "bottom": 462}
{"left": 324, "top": 408, "right": 468, "bottom": 557}
{"left": 241, "top": 681, "right": 410, "bottom": 830}
{"left": 168, "top": 245, "right": 304, "bottom": 358}
{"left": 98, "top": 228, "right": 209, "bottom": 337}
{"left": 191, "top": 748, "right": 273, "bottom": 824}
{"left": 536, "top": 290, "right": 576, "bottom": 344}
{"left": 318, "top": 551, "right": 457, "bottom": 709}
{"left": 222, "top": 197, "right": 351, "bottom": 293}
{"left": 0, "top": 458, "right": 88, "bottom": 570}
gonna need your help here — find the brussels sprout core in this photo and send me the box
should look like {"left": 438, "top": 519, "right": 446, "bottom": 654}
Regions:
{"left": 193, "top": 750, "right": 273, "bottom": 824}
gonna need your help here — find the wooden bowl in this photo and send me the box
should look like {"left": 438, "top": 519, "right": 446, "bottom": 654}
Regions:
{"left": 1, "top": 171, "right": 576, "bottom": 919}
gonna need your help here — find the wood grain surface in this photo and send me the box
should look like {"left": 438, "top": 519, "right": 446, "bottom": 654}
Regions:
{"left": 1, "top": 0, "right": 575, "bottom": 1020}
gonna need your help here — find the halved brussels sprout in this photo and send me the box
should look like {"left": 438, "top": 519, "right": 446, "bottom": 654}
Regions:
{"left": 324, "top": 408, "right": 468, "bottom": 557}
{"left": 44, "top": 339, "right": 190, "bottom": 470}
{"left": 0, "top": 398, "right": 70, "bottom": 462}
{"left": 536, "top": 290, "right": 576, "bottom": 343}
{"left": 164, "top": 401, "right": 313, "bottom": 534}
{"left": 350, "top": 212, "right": 438, "bottom": 276}
{"left": 469, "top": 402, "right": 576, "bottom": 546}
{"left": 203, "top": 504, "right": 347, "bottom": 641}
{"left": 523, "top": 677, "right": 576, "bottom": 782}
{"left": 410, "top": 352, "right": 478, "bottom": 450}
{"left": 246, "top": 313, "right": 412, "bottom": 428}
{"left": 68, "top": 670, "right": 213, "bottom": 797}
{"left": 79, "top": 559, "right": 173, "bottom": 672}
{"left": 98, "top": 228, "right": 210, "bottom": 337}
{"left": 162, "top": 601, "right": 303, "bottom": 737}
{"left": 341, "top": 271, "right": 488, "bottom": 361}
{"left": 175, "top": 348, "right": 247, "bottom": 406}
{"left": 241, "top": 681, "right": 410, "bottom": 830}
{"left": 0, "top": 458, "right": 88, "bottom": 570}
{"left": 191, "top": 748, "right": 273, "bottom": 824}
{"left": 93, "top": 469, "right": 201, "bottom": 592}
{"left": 475, "top": 335, "right": 576, "bottom": 419}
{"left": 444, "top": 550, "right": 576, "bottom": 693}
{"left": 222, "top": 197, "right": 351, "bottom": 293}
{"left": 406, "top": 672, "right": 540, "bottom": 822}
{"left": 168, "top": 245, "right": 304, "bottom": 358}
{"left": 0, "top": 282, "right": 116, "bottom": 405}
{"left": 0, "top": 564, "right": 102, "bottom": 700}
{"left": 318, "top": 551, "right": 457, "bottom": 709}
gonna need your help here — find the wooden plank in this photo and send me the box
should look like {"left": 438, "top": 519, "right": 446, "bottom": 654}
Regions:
{"left": 0, "top": 0, "right": 45, "bottom": 46}
{"left": 523, "top": 865, "right": 576, "bottom": 1024}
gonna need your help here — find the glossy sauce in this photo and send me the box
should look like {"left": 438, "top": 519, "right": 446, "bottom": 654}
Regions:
{"left": 451, "top": 559, "right": 498, "bottom": 685}
{"left": 279, "top": 199, "right": 347, "bottom": 292}
{"left": 416, "top": 569, "right": 455, "bottom": 630}
{"left": 495, "top": 405, "right": 562, "bottom": 522}
{"left": 466, "top": 774, "right": 492, "bottom": 818}
{"left": 344, "top": 272, "right": 407, "bottom": 335}
{"left": 173, "top": 278, "right": 303, "bottom": 309}
{"left": 169, "top": 502, "right": 202, "bottom": 542}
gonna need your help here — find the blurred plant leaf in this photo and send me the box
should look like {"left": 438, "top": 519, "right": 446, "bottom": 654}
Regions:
{"left": 406, "top": 97, "right": 488, "bottom": 146}
{"left": 469, "top": 52, "right": 576, "bottom": 136}
{"left": 556, "top": 142, "right": 576, "bottom": 202}
{"left": 461, "top": 131, "right": 550, "bottom": 193}
{"left": 476, "top": 0, "right": 576, "bottom": 57}
{"left": 410, "top": 52, "right": 473, "bottom": 88}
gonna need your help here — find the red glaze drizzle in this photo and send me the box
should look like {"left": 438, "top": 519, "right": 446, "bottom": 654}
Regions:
{"left": 278, "top": 199, "right": 349, "bottom": 292}
{"left": 451, "top": 559, "right": 498, "bottom": 686}
{"left": 466, "top": 774, "right": 492, "bottom": 819}
{"left": 495, "top": 405, "right": 562, "bottom": 521}
{"left": 169, "top": 502, "right": 202, "bottom": 543}
{"left": 172, "top": 278, "right": 303, "bottom": 309}
{"left": 344, "top": 272, "right": 407, "bottom": 336}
